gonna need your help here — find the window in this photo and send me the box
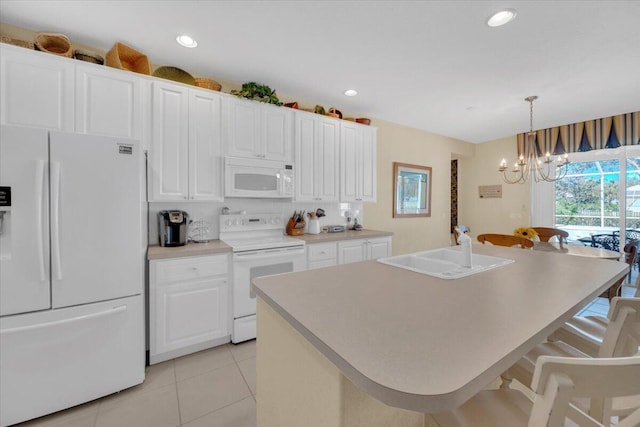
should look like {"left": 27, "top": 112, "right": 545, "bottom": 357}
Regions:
{"left": 533, "top": 146, "right": 640, "bottom": 244}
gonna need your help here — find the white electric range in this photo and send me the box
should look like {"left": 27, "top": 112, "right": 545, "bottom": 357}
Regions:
{"left": 219, "top": 213, "right": 305, "bottom": 343}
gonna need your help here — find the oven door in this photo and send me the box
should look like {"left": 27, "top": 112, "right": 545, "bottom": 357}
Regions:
{"left": 233, "top": 246, "right": 305, "bottom": 318}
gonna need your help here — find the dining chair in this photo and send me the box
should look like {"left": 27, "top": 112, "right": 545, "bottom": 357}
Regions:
{"left": 551, "top": 277, "right": 640, "bottom": 357}
{"left": 501, "top": 297, "right": 640, "bottom": 421}
{"left": 477, "top": 233, "right": 534, "bottom": 248}
{"left": 532, "top": 227, "right": 569, "bottom": 243}
{"left": 432, "top": 356, "right": 640, "bottom": 427}
{"left": 599, "top": 241, "right": 637, "bottom": 301}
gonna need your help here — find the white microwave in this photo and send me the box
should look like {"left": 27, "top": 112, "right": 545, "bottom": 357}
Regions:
{"left": 225, "top": 157, "right": 294, "bottom": 198}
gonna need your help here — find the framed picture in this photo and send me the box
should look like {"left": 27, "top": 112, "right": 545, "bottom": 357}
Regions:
{"left": 393, "top": 162, "right": 432, "bottom": 218}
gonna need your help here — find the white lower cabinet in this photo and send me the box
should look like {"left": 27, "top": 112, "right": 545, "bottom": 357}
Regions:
{"left": 312, "top": 236, "right": 392, "bottom": 267}
{"left": 307, "top": 242, "right": 338, "bottom": 270}
{"left": 149, "top": 254, "right": 230, "bottom": 364}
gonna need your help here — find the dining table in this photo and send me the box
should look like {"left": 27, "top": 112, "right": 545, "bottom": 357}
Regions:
{"left": 252, "top": 244, "right": 628, "bottom": 427}
{"left": 533, "top": 241, "right": 621, "bottom": 260}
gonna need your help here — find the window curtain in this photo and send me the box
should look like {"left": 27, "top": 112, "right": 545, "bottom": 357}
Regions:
{"left": 517, "top": 111, "right": 639, "bottom": 156}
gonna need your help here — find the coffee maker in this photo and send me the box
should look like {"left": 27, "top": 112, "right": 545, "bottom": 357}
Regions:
{"left": 158, "top": 210, "right": 189, "bottom": 247}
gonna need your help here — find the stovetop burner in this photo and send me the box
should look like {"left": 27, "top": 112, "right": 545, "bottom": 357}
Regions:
{"left": 219, "top": 213, "right": 305, "bottom": 252}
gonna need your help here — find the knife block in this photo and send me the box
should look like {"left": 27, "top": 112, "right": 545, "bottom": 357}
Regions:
{"left": 286, "top": 218, "right": 305, "bottom": 236}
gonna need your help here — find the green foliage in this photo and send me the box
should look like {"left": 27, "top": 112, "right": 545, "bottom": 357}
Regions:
{"left": 230, "top": 82, "right": 283, "bottom": 106}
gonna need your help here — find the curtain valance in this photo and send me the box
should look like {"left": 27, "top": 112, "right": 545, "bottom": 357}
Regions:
{"left": 517, "top": 111, "right": 639, "bottom": 156}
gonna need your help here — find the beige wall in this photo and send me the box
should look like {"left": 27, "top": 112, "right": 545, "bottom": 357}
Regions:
{"left": 364, "top": 118, "right": 474, "bottom": 255}
{"left": 457, "top": 136, "right": 531, "bottom": 240}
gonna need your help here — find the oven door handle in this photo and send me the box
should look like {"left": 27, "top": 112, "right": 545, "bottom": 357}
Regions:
{"left": 234, "top": 246, "right": 305, "bottom": 261}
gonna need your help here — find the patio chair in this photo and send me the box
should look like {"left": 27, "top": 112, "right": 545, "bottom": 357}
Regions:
{"left": 532, "top": 227, "right": 569, "bottom": 243}
{"left": 591, "top": 233, "right": 619, "bottom": 252}
{"left": 477, "top": 233, "right": 533, "bottom": 248}
{"left": 433, "top": 356, "right": 640, "bottom": 427}
{"left": 500, "top": 297, "right": 640, "bottom": 423}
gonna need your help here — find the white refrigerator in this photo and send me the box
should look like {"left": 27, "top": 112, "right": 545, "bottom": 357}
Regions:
{"left": 0, "top": 125, "right": 145, "bottom": 426}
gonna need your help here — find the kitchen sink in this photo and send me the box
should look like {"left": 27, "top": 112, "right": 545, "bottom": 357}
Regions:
{"left": 377, "top": 247, "right": 514, "bottom": 279}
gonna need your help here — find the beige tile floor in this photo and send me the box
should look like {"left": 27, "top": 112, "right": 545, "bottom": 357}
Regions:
{"left": 16, "top": 340, "right": 257, "bottom": 427}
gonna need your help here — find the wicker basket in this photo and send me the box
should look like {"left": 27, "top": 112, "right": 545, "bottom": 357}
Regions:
{"left": 1, "top": 35, "right": 34, "bottom": 50}
{"left": 328, "top": 108, "right": 343, "bottom": 119}
{"left": 74, "top": 49, "right": 104, "bottom": 65}
{"left": 194, "top": 77, "right": 221, "bottom": 91}
{"left": 34, "top": 33, "right": 72, "bottom": 57}
{"left": 106, "top": 42, "right": 150, "bottom": 75}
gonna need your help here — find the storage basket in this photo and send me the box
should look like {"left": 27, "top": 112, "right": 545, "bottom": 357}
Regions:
{"left": 34, "top": 33, "right": 72, "bottom": 57}
{"left": 1, "top": 35, "right": 34, "bottom": 50}
{"left": 106, "top": 42, "right": 150, "bottom": 75}
{"left": 73, "top": 49, "right": 104, "bottom": 65}
{"left": 194, "top": 77, "right": 222, "bottom": 91}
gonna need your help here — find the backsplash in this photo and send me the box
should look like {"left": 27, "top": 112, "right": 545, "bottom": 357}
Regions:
{"left": 148, "top": 199, "right": 364, "bottom": 245}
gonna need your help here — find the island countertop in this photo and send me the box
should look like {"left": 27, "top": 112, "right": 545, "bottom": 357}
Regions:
{"left": 252, "top": 244, "right": 627, "bottom": 413}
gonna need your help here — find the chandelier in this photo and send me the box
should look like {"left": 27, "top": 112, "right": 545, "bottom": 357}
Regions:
{"left": 499, "top": 96, "right": 570, "bottom": 184}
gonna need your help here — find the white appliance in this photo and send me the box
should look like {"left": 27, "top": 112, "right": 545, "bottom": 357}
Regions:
{"left": 224, "top": 157, "right": 294, "bottom": 198}
{"left": 219, "top": 213, "right": 305, "bottom": 343}
{"left": 0, "top": 125, "right": 145, "bottom": 427}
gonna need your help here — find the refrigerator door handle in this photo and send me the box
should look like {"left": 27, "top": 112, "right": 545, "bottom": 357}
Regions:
{"left": 36, "top": 160, "right": 47, "bottom": 281}
{"left": 1, "top": 305, "right": 127, "bottom": 335}
{"left": 51, "top": 161, "right": 62, "bottom": 281}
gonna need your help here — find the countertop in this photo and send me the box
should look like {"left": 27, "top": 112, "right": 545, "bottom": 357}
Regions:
{"left": 147, "top": 229, "right": 392, "bottom": 260}
{"left": 147, "top": 240, "right": 232, "bottom": 260}
{"left": 293, "top": 229, "right": 393, "bottom": 244}
{"left": 252, "top": 244, "right": 627, "bottom": 412}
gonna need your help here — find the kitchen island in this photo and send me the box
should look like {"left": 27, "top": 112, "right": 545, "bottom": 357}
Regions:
{"left": 252, "top": 244, "right": 627, "bottom": 426}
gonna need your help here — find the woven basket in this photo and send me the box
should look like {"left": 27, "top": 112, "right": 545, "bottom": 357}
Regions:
{"left": 106, "top": 42, "right": 150, "bottom": 75}
{"left": 1, "top": 35, "right": 34, "bottom": 50}
{"left": 194, "top": 77, "right": 221, "bottom": 91}
{"left": 74, "top": 49, "right": 104, "bottom": 65}
{"left": 328, "top": 108, "right": 342, "bottom": 119}
{"left": 35, "top": 33, "right": 72, "bottom": 57}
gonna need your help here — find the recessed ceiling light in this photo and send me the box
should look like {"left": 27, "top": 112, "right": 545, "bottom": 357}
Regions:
{"left": 176, "top": 34, "right": 197, "bottom": 48}
{"left": 344, "top": 89, "right": 358, "bottom": 97}
{"left": 486, "top": 9, "right": 517, "bottom": 27}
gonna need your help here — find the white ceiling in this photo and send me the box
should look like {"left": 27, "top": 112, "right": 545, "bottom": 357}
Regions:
{"left": 1, "top": 1, "right": 639, "bottom": 143}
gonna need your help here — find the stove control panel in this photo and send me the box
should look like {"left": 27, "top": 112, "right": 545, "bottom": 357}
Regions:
{"left": 219, "top": 213, "right": 283, "bottom": 232}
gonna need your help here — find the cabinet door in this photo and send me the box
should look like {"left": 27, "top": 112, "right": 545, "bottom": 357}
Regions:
{"left": 360, "top": 126, "right": 377, "bottom": 202}
{"left": 366, "top": 237, "right": 391, "bottom": 260}
{"left": 149, "top": 82, "right": 189, "bottom": 201}
{"left": 225, "top": 97, "right": 261, "bottom": 158}
{"left": 152, "top": 277, "right": 228, "bottom": 356}
{"left": 0, "top": 45, "right": 74, "bottom": 131}
{"left": 262, "top": 104, "right": 292, "bottom": 161}
{"left": 295, "top": 113, "right": 316, "bottom": 201}
{"left": 189, "top": 89, "right": 222, "bottom": 201}
{"left": 75, "top": 63, "right": 141, "bottom": 138}
{"left": 318, "top": 117, "right": 340, "bottom": 201}
{"left": 340, "top": 122, "right": 359, "bottom": 202}
{"left": 338, "top": 240, "right": 365, "bottom": 264}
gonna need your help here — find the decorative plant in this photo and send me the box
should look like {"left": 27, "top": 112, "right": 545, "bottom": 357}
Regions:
{"left": 230, "top": 82, "right": 283, "bottom": 106}
{"left": 514, "top": 227, "right": 538, "bottom": 240}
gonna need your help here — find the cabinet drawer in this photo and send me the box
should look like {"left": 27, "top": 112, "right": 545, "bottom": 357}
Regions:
{"left": 152, "top": 254, "right": 229, "bottom": 284}
{"left": 307, "top": 243, "right": 337, "bottom": 262}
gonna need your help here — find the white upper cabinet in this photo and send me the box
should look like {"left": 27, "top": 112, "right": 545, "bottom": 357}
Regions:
{"left": 75, "top": 63, "right": 142, "bottom": 139}
{"left": 149, "top": 81, "right": 190, "bottom": 200}
{"left": 295, "top": 111, "right": 339, "bottom": 201}
{"left": 340, "top": 121, "right": 377, "bottom": 202}
{"left": 1, "top": 45, "right": 74, "bottom": 131}
{"left": 225, "top": 97, "right": 292, "bottom": 161}
{"left": 148, "top": 81, "right": 223, "bottom": 202}
{"left": 188, "top": 90, "right": 223, "bottom": 201}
